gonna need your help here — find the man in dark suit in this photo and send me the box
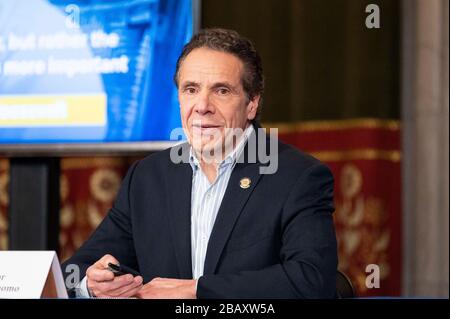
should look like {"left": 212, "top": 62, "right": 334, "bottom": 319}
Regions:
{"left": 62, "top": 28, "right": 337, "bottom": 299}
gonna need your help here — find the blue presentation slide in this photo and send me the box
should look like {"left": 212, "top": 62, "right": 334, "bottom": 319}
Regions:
{"left": 0, "top": 0, "right": 192, "bottom": 143}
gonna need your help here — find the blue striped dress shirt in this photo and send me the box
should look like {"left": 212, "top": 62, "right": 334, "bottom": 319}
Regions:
{"left": 189, "top": 125, "right": 254, "bottom": 279}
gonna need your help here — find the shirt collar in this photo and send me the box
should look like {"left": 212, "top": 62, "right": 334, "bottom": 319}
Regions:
{"left": 188, "top": 124, "right": 254, "bottom": 172}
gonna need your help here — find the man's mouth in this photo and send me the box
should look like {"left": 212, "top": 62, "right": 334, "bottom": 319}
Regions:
{"left": 192, "top": 123, "right": 221, "bottom": 130}
{"left": 191, "top": 123, "right": 222, "bottom": 135}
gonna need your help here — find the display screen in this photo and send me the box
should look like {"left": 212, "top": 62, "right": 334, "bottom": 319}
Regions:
{"left": 0, "top": 0, "right": 192, "bottom": 144}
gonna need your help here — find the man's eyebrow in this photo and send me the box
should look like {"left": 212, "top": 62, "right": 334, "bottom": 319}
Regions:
{"left": 180, "top": 81, "right": 200, "bottom": 88}
{"left": 180, "top": 81, "right": 240, "bottom": 93}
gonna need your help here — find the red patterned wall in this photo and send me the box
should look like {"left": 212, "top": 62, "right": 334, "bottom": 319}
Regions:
{"left": 59, "top": 157, "right": 140, "bottom": 262}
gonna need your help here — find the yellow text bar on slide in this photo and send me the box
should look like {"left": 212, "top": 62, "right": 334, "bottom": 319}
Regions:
{"left": 0, "top": 94, "right": 107, "bottom": 127}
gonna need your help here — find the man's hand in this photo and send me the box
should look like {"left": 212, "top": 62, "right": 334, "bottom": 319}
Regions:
{"left": 135, "top": 277, "right": 197, "bottom": 299}
{"left": 86, "top": 254, "right": 143, "bottom": 298}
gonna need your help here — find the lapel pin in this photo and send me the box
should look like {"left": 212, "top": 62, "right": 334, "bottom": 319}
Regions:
{"left": 239, "top": 177, "right": 251, "bottom": 189}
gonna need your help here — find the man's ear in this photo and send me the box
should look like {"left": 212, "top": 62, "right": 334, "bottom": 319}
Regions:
{"left": 247, "top": 95, "right": 260, "bottom": 120}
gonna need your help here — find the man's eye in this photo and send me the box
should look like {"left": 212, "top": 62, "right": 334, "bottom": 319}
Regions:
{"left": 217, "top": 88, "right": 230, "bottom": 95}
{"left": 184, "top": 87, "right": 197, "bottom": 94}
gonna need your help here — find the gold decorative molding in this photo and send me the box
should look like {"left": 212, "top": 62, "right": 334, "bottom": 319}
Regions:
{"left": 311, "top": 149, "right": 401, "bottom": 162}
{"left": 61, "top": 158, "right": 128, "bottom": 170}
{"left": 262, "top": 118, "right": 400, "bottom": 133}
{"left": 0, "top": 159, "right": 9, "bottom": 171}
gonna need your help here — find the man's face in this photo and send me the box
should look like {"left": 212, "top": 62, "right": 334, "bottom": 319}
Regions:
{"left": 177, "top": 48, "right": 259, "bottom": 155}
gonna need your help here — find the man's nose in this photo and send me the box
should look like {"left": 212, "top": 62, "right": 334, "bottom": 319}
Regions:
{"left": 194, "top": 92, "right": 214, "bottom": 114}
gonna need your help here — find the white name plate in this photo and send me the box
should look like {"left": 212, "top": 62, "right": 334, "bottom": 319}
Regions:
{"left": 0, "top": 251, "right": 68, "bottom": 299}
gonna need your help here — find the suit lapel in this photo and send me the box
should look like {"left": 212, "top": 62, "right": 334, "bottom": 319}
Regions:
{"left": 203, "top": 124, "right": 266, "bottom": 275}
{"left": 202, "top": 161, "right": 262, "bottom": 275}
{"left": 166, "top": 143, "right": 193, "bottom": 278}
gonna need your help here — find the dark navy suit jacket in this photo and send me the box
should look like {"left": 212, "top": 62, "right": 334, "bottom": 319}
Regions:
{"left": 62, "top": 124, "right": 338, "bottom": 298}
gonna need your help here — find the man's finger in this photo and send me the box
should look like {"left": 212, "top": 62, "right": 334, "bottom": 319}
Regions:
{"left": 148, "top": 278, "right": 177, "bottom": 288}
{"left": 118, "top": 284, "right": 144, "bottom": 298}
{"left": 96, "top": 274, "right": 135, "bottom": 292}
{"left": 96, "top": 254, "right": 119, "bottom": 269}
{"left": 108, "top": 277, "right": 143, "bottom": 297}
{"left": 87, "top": 267, "right": 115, "bottom": 282}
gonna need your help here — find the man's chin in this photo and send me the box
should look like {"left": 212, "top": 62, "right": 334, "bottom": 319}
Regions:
{"left": 192, "top": 141, "right": 224, "bottom": 162}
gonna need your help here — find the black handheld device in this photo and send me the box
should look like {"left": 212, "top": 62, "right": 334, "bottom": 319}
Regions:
{"left": 107, "top": 262, "right": 141, "bottom": 277}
